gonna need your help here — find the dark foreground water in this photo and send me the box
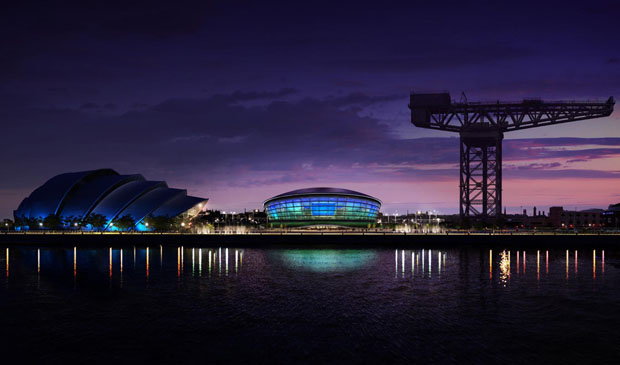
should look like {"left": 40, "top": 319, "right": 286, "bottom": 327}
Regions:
{"left": 0, "top": 245, "right": 618, "bottom": 363}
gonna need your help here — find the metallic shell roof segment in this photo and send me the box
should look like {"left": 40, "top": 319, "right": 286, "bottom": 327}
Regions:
{"left": 57, "top": 174, "right": 144, "bottom": 219}
{"left": 115, "top": 187, "right": 186, "bottom": 224}
{"left": 15, "top": 169, "right": 116, "bottom": 219}
{"left": 264, "top": 187, "right": 381, "bottom": 205}
{"left": 151, "top": 195, "right": 207, "bottom": 218}
{"left": 91, "top": 180, "right": 166, "bottom": 228}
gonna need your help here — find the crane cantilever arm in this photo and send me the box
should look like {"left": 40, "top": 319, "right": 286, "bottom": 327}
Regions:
{"left": 409, "top": 93, "right": 615, "bottom": 133}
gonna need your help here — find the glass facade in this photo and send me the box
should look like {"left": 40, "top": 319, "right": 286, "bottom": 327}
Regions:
{"left": 265, "top": 194, "right": 380, "bottom": 227}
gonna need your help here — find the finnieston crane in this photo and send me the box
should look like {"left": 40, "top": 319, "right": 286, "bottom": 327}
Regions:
{"left": 408, "top": 93, "right": 615, "bottom": 223}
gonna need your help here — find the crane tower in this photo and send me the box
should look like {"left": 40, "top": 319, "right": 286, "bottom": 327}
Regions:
{"left": 408, "top": 93, "right": 614, "bottom": 222}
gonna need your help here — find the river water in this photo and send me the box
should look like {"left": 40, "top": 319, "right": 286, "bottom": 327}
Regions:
{"left": 0, "top": 245, "right": 618, "bottom": 363}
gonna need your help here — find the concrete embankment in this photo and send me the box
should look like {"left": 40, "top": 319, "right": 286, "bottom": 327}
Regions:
{"left": 0, "top": 232, "right": 619, "bottom": 248}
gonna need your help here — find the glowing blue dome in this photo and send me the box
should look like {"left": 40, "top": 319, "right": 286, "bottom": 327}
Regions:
{"left": 264, "top": 187, "right": 381, "bottom": 227}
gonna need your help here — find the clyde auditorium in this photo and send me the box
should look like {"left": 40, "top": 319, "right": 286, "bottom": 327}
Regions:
{"left": 264, "top": 187, "right": 381, "bottom": 227}
{"left": 14, "top": 169, "right": 207, "bottom": 231}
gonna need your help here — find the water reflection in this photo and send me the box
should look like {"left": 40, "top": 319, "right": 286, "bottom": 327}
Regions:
{"left": 120, "top": 249, "right": 123, "bottom": 287}
{"left": 0, "top": 246, "right": 613, "bottom": 289}
{"left": 176, "top": 247, "right": 181, "bottom": 278}
{"left": 199, "top": 248, "right": 202, "bottom": 276}
{"left": 575, "top": 250, "right": 578, "bottom": 274}
{"left": 537, "top": 250, "right": 540, "bottom": 281}
{"left": 428, "top": 249, "right": 432, "bottom": 277}
{"left": 274, "top": 250, "right": 377, "bottom": 272}
{"left": 499, "top": 250, "right": 510, "bottom": 286}
{"left": 489, "top": 250, "right": 492, "bottom": 279}
{"left": 394, "top": 249, "right": 450, "bottom": 279}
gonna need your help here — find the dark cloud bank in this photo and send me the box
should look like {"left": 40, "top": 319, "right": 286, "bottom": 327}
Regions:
{"left": 1, "top": 90, "right": 618, "bottom": 193}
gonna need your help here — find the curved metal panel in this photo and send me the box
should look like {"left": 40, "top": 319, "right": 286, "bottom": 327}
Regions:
{"left": 15, "top": 170, "right": 114, "bottom": 219}
{"left": 57, "top": 174, "right": 144, "bottom": 220}
{"left": 115, "top": 187, "right": 186, "bottom": 225}
{"left": 55, "top": 169, "right": 118, "bottom": 215}
{"left": 14, "top": 197, "right": 31, "bottom": 219}
{"left": 150, "top": 195, "right": 207, "bottom": 218}
{"left": 89, "top": 180, "right": 166, "bottom": 227}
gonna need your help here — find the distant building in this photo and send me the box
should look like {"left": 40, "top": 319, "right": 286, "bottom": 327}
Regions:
{"left": 505, "top": 209, "right": 550, "bottom": 228}
{"left": 602, "top": 203, "right": 620, "bottom": 228}
{"left": 548, "top": 206, "right": 603, "bottom": 228}
{"left": 14, "top": 169, "right": 207, "bottom": 231}
{"left": 264, "top": 187, "right": 381, "bottom": 228}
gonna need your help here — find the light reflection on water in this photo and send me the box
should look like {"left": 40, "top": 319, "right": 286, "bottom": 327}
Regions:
{"left": 0, "top": 245, "right": 618, "bottom": 363}
{"left": 0, "top": 246, "right": 613, "bottom": 287}
{"left": 273, "top": 249, "right": 377, "bottom": 272}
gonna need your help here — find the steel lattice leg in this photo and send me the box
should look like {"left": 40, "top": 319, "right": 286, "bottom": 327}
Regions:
{"left": 459, "top": 133, "right": 503, "bottom": 223}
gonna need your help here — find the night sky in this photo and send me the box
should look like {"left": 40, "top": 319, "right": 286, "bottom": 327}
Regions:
{"left": 1, "top": 0, "right": 619, "bottom": 218}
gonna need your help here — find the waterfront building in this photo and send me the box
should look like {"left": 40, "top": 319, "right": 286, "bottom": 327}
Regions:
{"left": 13, "top": 169, "right": 207, "bottom": 231}
{"left": 264, "top": 187, "right": 381, "bottom": 228}
{"left": 548, "top": 206, "right": 604, "bottom": 228}
{"left": 602, "top": 203, "right": 620, "bottom": 228}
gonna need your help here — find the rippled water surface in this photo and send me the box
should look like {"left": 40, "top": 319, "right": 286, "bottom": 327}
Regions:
{"left": 1, "top": 245, "right": 619, "bottom": 362}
